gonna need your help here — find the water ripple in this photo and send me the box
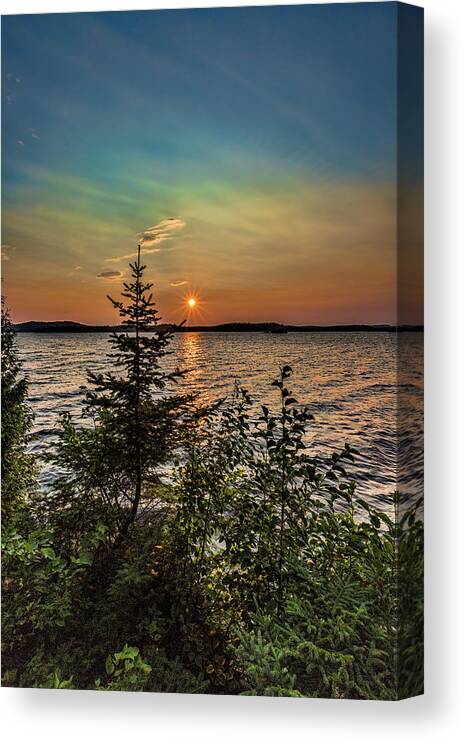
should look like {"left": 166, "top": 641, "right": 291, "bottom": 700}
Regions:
{"left": 17, "top": 331, "right": 423, "bottom": 513}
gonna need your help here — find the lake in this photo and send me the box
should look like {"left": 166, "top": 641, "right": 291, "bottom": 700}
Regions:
{"left": 17, "top": 330, "right": 423, "bottom": 511}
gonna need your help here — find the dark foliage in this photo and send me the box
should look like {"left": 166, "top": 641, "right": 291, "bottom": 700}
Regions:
{"left": 43, "top": 246, "right": 195, "bottom": 544}
{"left": 1, "top": 303, "right": 34, "bottom": 522}
{"left": 1, "top": 261, "right": 423, "bottom": 698}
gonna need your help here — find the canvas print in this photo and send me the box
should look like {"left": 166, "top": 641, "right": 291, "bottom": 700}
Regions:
{"left": 1, "top": 3, "right": 423, "bottom": 699}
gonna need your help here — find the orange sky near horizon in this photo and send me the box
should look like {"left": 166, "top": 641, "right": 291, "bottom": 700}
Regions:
{"left": 2, "top": 176, "right": 424, "bottom": 327}
{"left": 2, "top": 178, "right": 424, "bottom": 327}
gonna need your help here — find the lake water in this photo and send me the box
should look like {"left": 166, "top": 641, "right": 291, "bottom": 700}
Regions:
{"left": 17, "top": 331, "right": 423, "bottom": 512}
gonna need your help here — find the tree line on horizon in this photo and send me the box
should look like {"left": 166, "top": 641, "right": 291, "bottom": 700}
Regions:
{"left": 13, "top": 319, "right": 424, "bottom": 333}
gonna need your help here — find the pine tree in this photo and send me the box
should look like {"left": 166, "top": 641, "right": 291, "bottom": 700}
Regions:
{"left": 1, "top": 302, "right": 34, "bottom": 522}
{"left": 52, "top": 246, "right": 193, "bottom": 537}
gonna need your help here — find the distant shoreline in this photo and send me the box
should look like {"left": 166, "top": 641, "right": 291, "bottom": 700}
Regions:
{"left": 14, "top": 320, "right": 424, "bottom": 334}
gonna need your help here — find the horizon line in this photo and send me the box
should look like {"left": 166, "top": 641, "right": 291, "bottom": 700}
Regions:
{"left": 14, "top": 319, "right": 424, "bottom": 330}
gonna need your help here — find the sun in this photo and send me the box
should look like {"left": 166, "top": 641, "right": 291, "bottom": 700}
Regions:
{"left": 183, "top": 292, "right": 202, "bottom": 317}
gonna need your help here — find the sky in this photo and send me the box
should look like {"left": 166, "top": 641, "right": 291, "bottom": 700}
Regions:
{"left": 1, "top": 3, "right": 423, "bottom": 326}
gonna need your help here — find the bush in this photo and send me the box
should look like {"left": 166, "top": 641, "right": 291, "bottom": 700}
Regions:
{"left": 1, "top": 304, "right": 34, "bottom": 522}
{"left": 1, "top": 268, "right": 423, "bottom": 698}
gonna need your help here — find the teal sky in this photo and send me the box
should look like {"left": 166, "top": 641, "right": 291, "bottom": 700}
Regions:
{"left": 1, "top": 3, "right": 423, "bottom": 325}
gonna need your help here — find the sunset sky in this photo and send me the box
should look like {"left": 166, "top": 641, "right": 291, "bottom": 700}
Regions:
{"left": 1, "top": 3, "right": 423, "bottom": 326}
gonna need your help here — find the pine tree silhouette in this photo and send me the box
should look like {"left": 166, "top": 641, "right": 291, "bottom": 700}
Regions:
{"left": 53, "top": 245, "right": 193, "bottom": 536}
{"left": 1, "top": 302, "right": 34, "bottom": 522}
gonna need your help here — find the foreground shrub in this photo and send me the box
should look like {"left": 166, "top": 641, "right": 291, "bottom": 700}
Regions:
{"left": 1, "top": 304, "right": 34, "bottom": 522}
{"left": 1, "top": 269, "right": 423, "bottom": 698}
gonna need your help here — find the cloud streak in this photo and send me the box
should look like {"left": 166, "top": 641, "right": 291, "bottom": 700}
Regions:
{"left": 105, "top": 247, "right": 161, "bottom": 264}
{"left": 106, "top": 217, "right": 186, "bottom": 263}
{"left": 97, "top": 270, "right": 123, "bottom": 280}
{"left": 137, "top": 217, "right": 186, "bottom": 247}
{"left": 1, "top": 244, "right": 16, "bottom": 262}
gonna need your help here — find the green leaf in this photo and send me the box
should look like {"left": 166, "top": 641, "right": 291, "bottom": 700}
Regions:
{"left": 75, "top": 551, "right": 93, "bottom": 566}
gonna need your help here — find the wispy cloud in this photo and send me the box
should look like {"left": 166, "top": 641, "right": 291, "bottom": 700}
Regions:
{"left": 138, "top": 217, "right": 186, "bottom": 247}
{"left": 170, "top": 280, "right": 187, "bottom": 287}
{"left": 106, "top": 217, "right": 186, "bottom": 263}
{"left": 97, "top": 270, "right": 123, "bottom": 280}
{"left": 105, "top": 247, "right": 161, "bottom": 264}
{"left": 1, "top": 244, "right": 16, "bottom": 262}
